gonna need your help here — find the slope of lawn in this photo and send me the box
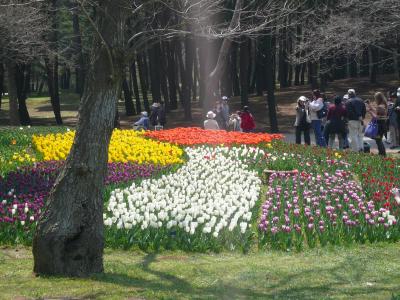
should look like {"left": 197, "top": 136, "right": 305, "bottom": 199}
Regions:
{"left": 1, "top": 244, "right": 400, "bottom": 299}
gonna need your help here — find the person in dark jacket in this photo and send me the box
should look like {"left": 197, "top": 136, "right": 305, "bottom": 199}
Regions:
{"left": 395, "top": 88, "right": 400, "bottom": 147}
{"left": 158, "top": 101, "right": 166, "bottom": 127}
{"left": 345, "top": 89, "right": 366, "bottom": 152}
{"left": 240, "top": 106, "right": 256, "bottom": 133}
{"left": 150, "top": 102, "right": 160, "bottom": 127}
{"left": 326, "top": 96, "right": 347, "bottom": 149}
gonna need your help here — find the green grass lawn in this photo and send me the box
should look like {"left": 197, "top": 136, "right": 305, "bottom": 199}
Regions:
{"left": 1, "top": 243, "right": 400, "bottom": 299}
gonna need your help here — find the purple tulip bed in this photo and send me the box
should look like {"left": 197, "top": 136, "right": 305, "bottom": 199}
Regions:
{"left": 259, "top": 170, "right": 399, "bottom": 250}
{"left": 0, "top": 161, "right": 173, "bottom": 245}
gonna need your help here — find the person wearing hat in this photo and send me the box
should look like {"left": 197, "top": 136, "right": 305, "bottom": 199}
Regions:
{"left": 309, "top": 89, "right": 327, "bottom": 147}
{"left": 326, "top": 96, "right": 347, "bottom": 149}
{"left": 239, "top": 106, "right": 256, "bottom": 133}
{"left": 204, "top": 111, "right": 220, "bottom": 130}
{"left": 345, "top": 88, "right": 366, "bottom": 152}
{"left": 150, "top": 102, "right": 161, "bottom": 127}
{"left": 294, "top": 96, "right": 311, "bottom": 145}
{"left": 133, "top": 111, "right": 149, "bottom": 130}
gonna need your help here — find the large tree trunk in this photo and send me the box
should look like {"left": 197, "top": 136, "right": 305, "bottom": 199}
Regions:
{"left": 6, "top": 62, "right": 20, "bottom": 126}
{"left": 231, "top": 43, "right": 240, "bottom": 96}
{"left": 137, "top": 53, "right": 150, "bottom": 112}
{"left": 32, "top": 0, "right": 125, "bottom": 277}
{"left": 265, "top": 34, "right": 279, "bottom": 133}
{"left": 204, "top": 0, "right": 243, "bottom": 111}
{"left": 183, "top": 35, "right": 193, "bottom": 120}
{"left": 0, "top": 63, "right": 4, "bottom": 110}
{"left": 166, "top": 41, "right": 178, "bottom": 110}
{"left": 130, "top": 60, "right": 141, "bottom": 114}
{"left": 16, "top": 64, "right": 31, "bottom": 125}
{"left": 122, "top": 76, "right": 135, "bottom": 116}
{"left": 72, "top": 3, "right": 85, "bottom": 95}
{"left": 240, "top": 38, "right": 250, "bottom": 107}
{"left": 148, "top": 45, "right": 161, "bottom": 103}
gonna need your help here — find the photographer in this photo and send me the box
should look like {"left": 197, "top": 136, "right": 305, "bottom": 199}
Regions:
{"left": 294, "top": 96, "right": 311, "bottom": 145}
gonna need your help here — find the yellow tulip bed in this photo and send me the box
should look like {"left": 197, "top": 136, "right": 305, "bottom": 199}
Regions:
{"left": 32, "top": 129, "right": 184, "bottom": 165}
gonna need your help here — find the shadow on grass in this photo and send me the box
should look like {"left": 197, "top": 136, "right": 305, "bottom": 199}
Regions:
{"left": 90, "top": 252, "right": 400, "bottom": 299}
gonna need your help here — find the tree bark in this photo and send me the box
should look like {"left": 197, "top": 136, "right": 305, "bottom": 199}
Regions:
{"left": 32, "top": 0, "right": 126, "bottom": 277}
{"left": 166, "top": 41, "right": 178, "bottom": 110}
{"left": 130, "top": 60, "right": 141, "bottom": 114}
{"left": 369, "top": 47, "right": 378, "bottom": 83}
{"left": 265, "top": 34, "right": 279, "bottom": 133}
{"left": 204, "top": 0, "right": 243, "bottom": 111}
{"left": 16, "top": 64, "right": 31, "bottom": 125}
{"left": 0, "top": 63, "right": 4, "bottom": 110}
{"left": 240, "top": 38, "right": 250, "bottom": 107}
{"left": 231, "top": 42, "right": 240, "bottom": 96}
{"left": 183, "top": 35, "right": 193, "bottom": 120}
{"left": 72, "top": 3, "right": 85, "bottom": 95}
{"left": 148, "top": 45, "right": 161, "bottom": 103}
{"left": 137, "top": 53, "right": 150, "bottom": 112}
{"left": 45, "top": 57, "right": 63, "bottom": 125}
{"left": 6, "top": 62, "right": 20, "bottom": 126}
{"left": 122, "top": 76, "right": 135, "bottom": 116}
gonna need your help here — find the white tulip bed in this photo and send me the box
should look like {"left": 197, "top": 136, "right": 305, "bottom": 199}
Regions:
{"left": 104, "top": 146, "right": 265, "bottom": 251}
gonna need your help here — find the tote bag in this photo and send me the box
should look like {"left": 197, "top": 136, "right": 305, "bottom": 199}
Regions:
{"left": 364, "top": 118, "right": 378, "bottom": 139}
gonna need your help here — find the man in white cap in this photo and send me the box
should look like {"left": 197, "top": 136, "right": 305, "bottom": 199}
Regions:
{"left": 204, "top": 111, "right": 220, "bottom": 130}
{"left": 345, "top": 89, "right": 366, "bottom": 152}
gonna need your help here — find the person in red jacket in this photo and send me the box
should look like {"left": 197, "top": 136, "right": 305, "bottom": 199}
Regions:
{"left": 239, "top": 106, "right": 256, "bottom": 133}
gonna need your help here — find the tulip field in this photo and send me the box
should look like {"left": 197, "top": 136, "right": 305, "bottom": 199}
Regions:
{"left": 1, "top": 126, "right": 400, "bottom": 252}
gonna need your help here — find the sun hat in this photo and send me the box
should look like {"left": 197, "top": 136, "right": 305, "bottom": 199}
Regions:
{"left": 348, "top": 89, "right": 356, "bottom": 96}
{"left": 141, "top": 111, "right": 148, "bottom": 117}
{"left": 206, "top": 111, "right": 216, "bottom": 119}
{"left": 298, "top": 96, "right": 307, "bottom": 102}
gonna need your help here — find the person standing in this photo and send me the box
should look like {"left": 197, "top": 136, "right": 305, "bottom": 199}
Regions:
{"left": 204, "top": 111, "right": 220, "bottom": 130}
{"left": 388, "top": 92, "right": 399, "bottom": 149}
{"left": 394, "top": 87, "right": 400, "bottom": 148}
{"left": 228, "top": 111, "right": 242, "bottom": 132}
{"left": 221, "top": 96, "right": 230, "bottom": 128}
{"left": 214, "top": 100, "right": 225, "bottom": 129}
{"left": 158, "top": 101, "right": 166, "bottom": 127}
{"left": 150, "top": 102, "right": 160, "bottom": 127}
{"left": 366, "top": 92, "right": 388, "bottom": 156}
{"left": 309, "top": 89, "right": 327, "bottom": 147}
{"left": 294, "top": 96, "right": 311, "bottom": 145}
{"left": 326, "top": 96, "right": 347, "bottom": 149}
{"left": 239, "top": 106, "right": 256, "bottom": 133}
{"left": 345, "top": 89, "right": 366, "bottom": 152}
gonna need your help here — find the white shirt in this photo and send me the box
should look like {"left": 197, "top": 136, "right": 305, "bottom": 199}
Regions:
{"left": 204, "top": 119, "right": 220, "bottom": 130}
{"left": 309, "top": 98, "right": 324, "bottom": 120}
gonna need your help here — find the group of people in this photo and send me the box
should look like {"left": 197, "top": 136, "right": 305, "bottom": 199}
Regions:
{"left": 133, "top": 101, "right": 166, "bottom": 130}
{"left": 295, "top": 88, "right": 400, "bottom": 156}
{"left": 204, "top": 96, "right": 256, "bottom": 132}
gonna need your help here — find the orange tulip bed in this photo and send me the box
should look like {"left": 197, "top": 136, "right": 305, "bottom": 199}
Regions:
{"left": 144, "top": 127, "right": 284, "bottom": 146}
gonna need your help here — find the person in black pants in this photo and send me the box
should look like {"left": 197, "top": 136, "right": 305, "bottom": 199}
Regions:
{"left": 367, "top": 92, "right": 388, "bottom": 156}
{"left": 294, "top": 96, "right": 311, "bottom": 145}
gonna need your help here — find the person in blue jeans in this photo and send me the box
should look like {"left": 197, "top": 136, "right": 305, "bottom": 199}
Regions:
{"left": 309, "top": 89, "right": 327, "bottom": 147}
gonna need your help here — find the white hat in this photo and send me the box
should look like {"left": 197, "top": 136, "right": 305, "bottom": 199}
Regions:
{"left": 397, "top": 87, "right": 400, "bottom": 97}
{"left": 298, "top": 96, "right": 307, "bottom": 102}
{"left": 348, "top": 89, "right": 356, "bottom": 95}
{"left": 343, "top": 94, "right": 349, "bottom": 100}
{"left": 206, "top": 111, "right": 216, "bottom": 119}
{"left": 151, "top": 103, "right": 160, "bottom": 108}
{"left": 222, "top": 96, "right": 228, "bottom": 101}
{"left": 141, "top": 111, "right": 148, "bottom": 117}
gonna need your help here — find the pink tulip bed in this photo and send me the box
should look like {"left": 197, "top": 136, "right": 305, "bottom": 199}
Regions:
{"left": 259, "top": 170, "right": 399, "bottom": 250}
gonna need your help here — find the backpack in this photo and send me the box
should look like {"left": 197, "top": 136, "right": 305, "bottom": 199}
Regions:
{"left": 317, "top": 101, "right": 328, "bottom": 119}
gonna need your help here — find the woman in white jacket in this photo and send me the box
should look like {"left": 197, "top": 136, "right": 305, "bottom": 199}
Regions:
{"left": 309, "top": 89, "right": 327, "bottom": 147}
